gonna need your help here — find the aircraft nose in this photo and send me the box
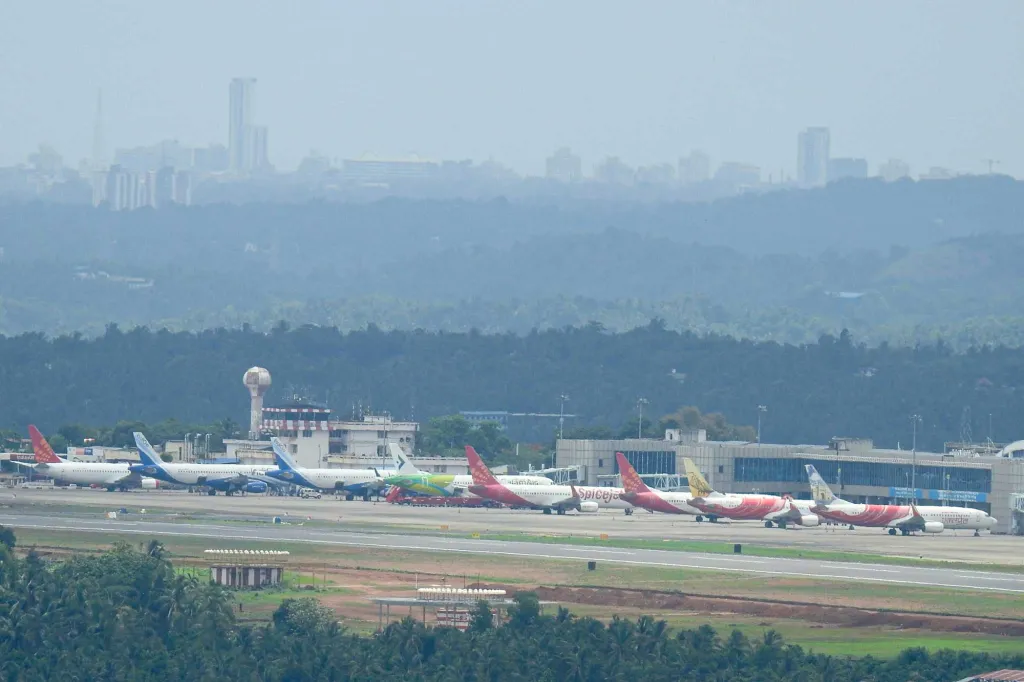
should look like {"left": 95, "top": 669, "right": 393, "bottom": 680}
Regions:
{"left": 988, "top": 516, "right": 998, "bottom": 526}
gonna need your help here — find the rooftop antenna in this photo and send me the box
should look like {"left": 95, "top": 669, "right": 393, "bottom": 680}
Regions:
{"left": 982, "top": 159, "right": 1000, "bottom": 175}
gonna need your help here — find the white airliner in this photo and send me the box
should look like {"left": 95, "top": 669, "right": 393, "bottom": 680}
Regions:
{"left": 806, "top": 464, "right": 997, "bottom": 536}
{"left": 265, "top": 438, "right": 392, "bottom": 499}
{"left": 683, "top": 458, "right": 821, "bottom": 528}
{"left": 465, "top": 446, "right": 632, "bottom": 513}
{"left": 12, "top": 425, "right": 164, "bottom": 491}
{"left": 130, "top": 432, "right": 275, "bottom": 495}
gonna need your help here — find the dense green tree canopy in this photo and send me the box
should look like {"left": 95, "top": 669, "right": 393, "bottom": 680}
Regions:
{"left": 0, "top": 537, "right": 1021, "bottom": 681}
{"left": 1, "top": 324, "right": 1021, "bottom": 450}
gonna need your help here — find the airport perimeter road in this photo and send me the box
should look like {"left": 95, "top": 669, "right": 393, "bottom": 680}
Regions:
{"left": 2, "top": 512, "right": 1023, "bottom": 593}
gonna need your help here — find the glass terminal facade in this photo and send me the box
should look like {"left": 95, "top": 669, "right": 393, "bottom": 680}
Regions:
{"left": 734, "top": 457, "right": 991, "bottom": 493}
{"left": 616, "top": 451, "right": 677, "bottom": 475}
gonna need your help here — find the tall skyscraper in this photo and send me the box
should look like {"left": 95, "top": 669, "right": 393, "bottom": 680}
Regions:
{"left": 228, "top": 78, "right": 256, "bottom": 174}
{"left": 252, "top": 125, "right": 269, "bottom": 171}
{"left": 91, "top": 89, "right": 108, "bottom": 206}
{"left": 797, "top": 127, "right": 830, "bottom": 187}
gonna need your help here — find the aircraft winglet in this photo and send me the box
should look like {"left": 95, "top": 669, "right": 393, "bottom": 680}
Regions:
{"left": 464, "top": 445, "right": 499, "bottom": 486}
{"left": 28, "top": 425, "right": 62, "bottom": 464}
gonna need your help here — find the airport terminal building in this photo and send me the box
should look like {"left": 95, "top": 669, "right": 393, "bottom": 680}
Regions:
{"left": 556, "top": 430, "right": 1024, "bottom": 534}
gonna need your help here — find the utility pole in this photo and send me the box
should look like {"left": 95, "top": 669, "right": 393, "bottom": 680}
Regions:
{"left": 558, "top": 394, "right": 569, "bottom": 441}
{"left": 756, "top": 405, "right": 767, "bottom": 446}
{"left": 910, "top": 414, "right": 922, "bottom": 503}
{"left": 636, "top": 398, "right": 649, "bottom": 439}
{"left": 982, "top": 159, "right": 1000, "bottom": 175}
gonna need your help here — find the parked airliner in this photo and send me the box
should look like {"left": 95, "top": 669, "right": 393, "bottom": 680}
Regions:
{"left": 615, "top": 452, "right": 702, "bottom": 516}
{"left": 11, "top": 425, "right": 164, "bottom": 491}
{"left": 465, "top": 446, "right": 631, "bottom": 513}
{"left": 805, "top": 464, "right": 997, "bottom": 536}
{"left": 385, "top": 442, "right": 553, "bottom": 496}
{"left": 130, "top": 432, "right": 274, "bottom": 495}
{"left": 265, "top": 438, "right": 390, "bottom": 499}
{"left": 683, "top": 458, "right": 820, "bottom": 528}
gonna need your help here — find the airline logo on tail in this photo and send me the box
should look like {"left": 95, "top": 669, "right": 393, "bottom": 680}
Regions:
{"left": 682, "top": 458, "right": 714, "bottom": 497}
{"left": 270, "top": 438, "right": 299, "bottom": 471}
{"left": 804, "top": 465, "right": 837, "bottom": 504}
{"left": 388, "top": 443, "right": 418, "bottom": 475}
{"left": 465, "top": 445, "right": 499, "bottom": 486}
{"left": 615, "top": 452, "right": 650, "bottom": 494}
{"left": 28, "top": 425, "right": 62, "bottom": 464}
{"left": 133, "top": 432, "right": 163, "bottom": 469}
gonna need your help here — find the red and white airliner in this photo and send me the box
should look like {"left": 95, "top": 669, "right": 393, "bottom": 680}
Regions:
{"left": 683, "top": 457, "right": 820, "bottom": 528}
{"left": 616, "top": 452, "right": 704, "bottom": 517}
{"left": 464, "top": 446, "right": 632, "bottom": 514}
{"left": 805, "top": 464, "right": 997, "bottom": 536}
{"left": 12, "top": 425, "right": 164, "bottom": 491}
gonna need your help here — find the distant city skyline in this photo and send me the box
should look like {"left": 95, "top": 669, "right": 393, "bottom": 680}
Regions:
{"left": 1, "top": 1, "right": 1021, "bottom": 177}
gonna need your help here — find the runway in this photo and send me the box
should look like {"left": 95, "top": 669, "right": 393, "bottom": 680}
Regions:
{"left": 3, "top": 511, "right": 1023, "bottom": 593}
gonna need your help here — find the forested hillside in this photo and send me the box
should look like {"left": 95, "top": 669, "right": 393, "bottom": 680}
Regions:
{"left": 2, "top": 324, "right": 1021, "bottom": 450}
{"left": 0, "top": 535, "right": 1019, "bottom": 681}
{"left": 2, "top": 177, "right": 1024, "bottom": 346}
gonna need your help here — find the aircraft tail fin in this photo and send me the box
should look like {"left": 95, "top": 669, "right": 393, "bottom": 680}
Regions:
{"left": 464, "top": 445, "right": 499, "bottom": 486}
{"left": 28, "top": 425, "right": 62, "bottom": 464}
{"left": 615, "top": 452, "right": 651, "bottom": 493}
{"left": 270, "top": 438, "right": 299, "bottom": 470}
{"left": 682, "top": 458, "right": 715, "bottom": 498}
{"left": 804, "top": 464, "right": 838, "bottom": 504}
{"left": 133, "top": 432, "right": 161, "bottom": 466}
{"left": 388, "top": 442, "right": 419, "bottom": 474}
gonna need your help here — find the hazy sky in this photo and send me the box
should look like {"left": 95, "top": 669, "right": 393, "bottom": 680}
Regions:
{"left": 1, "top": 1, "right": 1021, "bottom": 177}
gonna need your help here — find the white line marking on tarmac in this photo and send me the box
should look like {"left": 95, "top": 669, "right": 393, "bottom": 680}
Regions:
{"left": 828, "top": 566, "right": 900, "bottom": 574}
{"left": 7, "top": 519, "right": 1024, "bottom": 593}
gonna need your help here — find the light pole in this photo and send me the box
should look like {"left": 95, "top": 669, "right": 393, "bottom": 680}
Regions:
{"left": 559, "top": 394, "right": 569, "bottom": 441}
{"left": 637, "top": 398, "right": 649, "bottom": 439}
{"left": 910, "top": 414, "right": 922, "bottom": 503}
{"left": 756, "top": 405, "right": 767, "bottom": 446}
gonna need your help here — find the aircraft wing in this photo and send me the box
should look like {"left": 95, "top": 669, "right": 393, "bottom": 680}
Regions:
{"left": 9, "top": 461, "right": 38, "bottom": 471}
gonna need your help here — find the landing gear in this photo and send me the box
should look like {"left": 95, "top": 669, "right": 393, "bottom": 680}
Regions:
{"left": 624, "top": 508, "right": 634, "bottom": 516}
{"left": 543, "top": 508, "right": 553, "bottom": 515}
{"left": 107, "top": 486, "right": 116, "bottom": 492}
{"left": 709, "top": 515, "right": 719, "bottom": 523}
{"left": 208, "top": 489, "right": 217, "bottom": 496}
{"left": 556, "top": 508, "right": 566, "bottom": 515}
{"left": 764, "top": 520, "right": 773, "bottom": 528}
{"left": 695, "top": 515, "right": 704, "bottom": 523}
{"left": 362, "top": 491, "right": 371, "bottom": 502}
{"left": 345, "top": 493, "right": 355, "bottom": 501}
{"left": 974, "top": 530, "right": 981, "bottom": 537}
{"left": 888, "top": 528, "right": 897, "bottom": 535}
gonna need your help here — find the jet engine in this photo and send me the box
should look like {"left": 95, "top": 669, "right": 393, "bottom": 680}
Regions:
{"left": 246, "top": 481, "right": 268, "bottom": 494}
{"left": 922, "top": 521, "right": 944, "bottom": 533}
{"left": 577, "top": 501, "right": 599, "bottom": 513}
{"left": 139, "top": 477, "right": 162, "bottom": 490}
{"left": 797, "top": 515, "right": 820, "bottom": 527}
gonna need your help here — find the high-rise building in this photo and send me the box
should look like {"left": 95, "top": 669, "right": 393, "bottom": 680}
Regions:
{"left": 797, "top": 127, "right": 830, "bottom": 187}
{"left": 678, "top": 150, "right": 711, "bottom": 184}
{"left": 593, "top": 157, "right": 634, "bottom": 185}
{"left": 878, "top": 158, "right": 911, "bottom": 182}
{"left": 635, "top": 163, "right": 676, "bottom": 185}
{"left": 827, "top": 158, "right": 869, "bottom": 183}
{"left": 545, "top": 147, "right": 582, "bottom": 182}
{"left": 252, "top": 125, "right": 270, "bottom": 171}
{"left": 228, "top": 78, "right": 256, "bottom": 174}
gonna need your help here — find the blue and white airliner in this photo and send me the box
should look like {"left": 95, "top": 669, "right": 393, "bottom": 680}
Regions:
{"left": 265, "top": 437, "right": 392, "bottom": 500}
{"left": 130, "top": 432, "right": 277, "bottom": 495}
